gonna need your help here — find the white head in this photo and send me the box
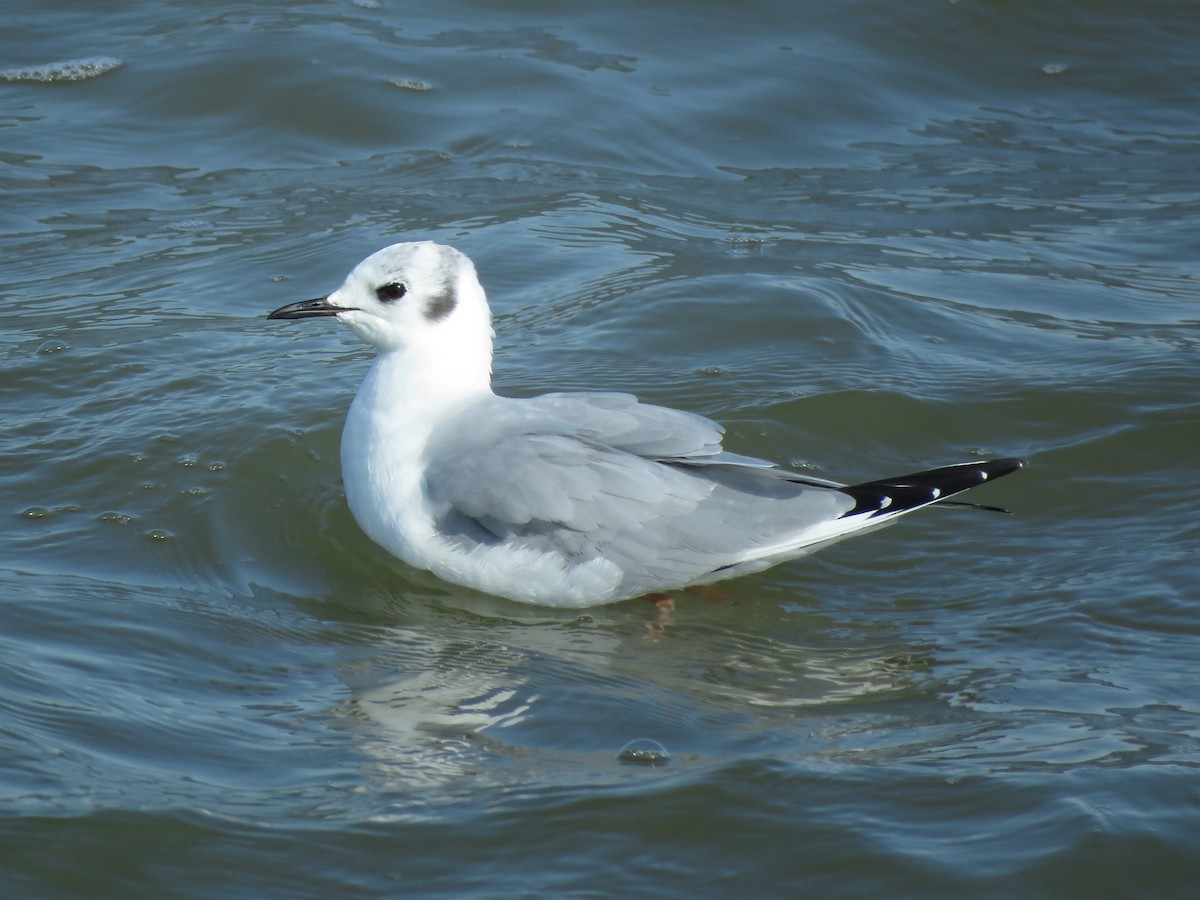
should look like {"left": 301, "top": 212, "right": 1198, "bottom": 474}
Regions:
{"left": 269, "top": 241, "right": 496, "bottom": 389}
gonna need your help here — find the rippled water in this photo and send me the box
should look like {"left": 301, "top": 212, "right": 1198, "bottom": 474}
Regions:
{"left": 3, "top": 0, "right": 1199, "bottom": 896}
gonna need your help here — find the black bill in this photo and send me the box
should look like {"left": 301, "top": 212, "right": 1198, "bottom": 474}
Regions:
{"left": 267, "top": 297, "right": 349, "bottom": 320}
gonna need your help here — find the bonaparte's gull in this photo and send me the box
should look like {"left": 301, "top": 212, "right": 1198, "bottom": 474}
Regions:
{"left": 268, "top": 242, "right": 1024, "bottom": 607}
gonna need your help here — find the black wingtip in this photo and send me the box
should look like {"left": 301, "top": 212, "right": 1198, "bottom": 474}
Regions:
{"left": 839, "top": 457, "right": 1026, "bottom": 520}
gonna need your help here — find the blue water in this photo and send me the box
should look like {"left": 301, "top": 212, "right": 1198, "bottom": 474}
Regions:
{"left": 3, "top": 1, "right": 1199, "bottom": 896}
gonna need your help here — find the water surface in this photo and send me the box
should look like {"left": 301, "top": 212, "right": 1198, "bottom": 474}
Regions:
{"left": 3, "top": 0, "right": 1199, "bottom": 896}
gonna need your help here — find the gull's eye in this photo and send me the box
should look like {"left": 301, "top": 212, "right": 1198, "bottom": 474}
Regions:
{"left": 375, "top": 282, "right": 407, "bottom": 303}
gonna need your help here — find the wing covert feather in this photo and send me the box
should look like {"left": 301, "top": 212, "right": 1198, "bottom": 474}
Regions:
{"left": 422, "top": 393, "right": 853, "bottom": 596}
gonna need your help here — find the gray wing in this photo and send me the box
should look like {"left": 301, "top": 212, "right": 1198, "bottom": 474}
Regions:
{"left": 523, "top": 391, "right": 724, "bottom": 459}
{"left": 526, "top": 391, "right": 819, "bottom": 472}
{"left": 525, "top": 391, "right": 852, "bottom": 482}
{"left": 423, "top": 393, "right": 854, "bottom": 597}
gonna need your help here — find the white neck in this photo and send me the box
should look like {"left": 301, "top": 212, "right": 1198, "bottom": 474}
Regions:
{"left": 339, "top": 300, "right": 495, "bottom": 562}
{"left": 370, "top": 330, "right": 493, "bottom": 419}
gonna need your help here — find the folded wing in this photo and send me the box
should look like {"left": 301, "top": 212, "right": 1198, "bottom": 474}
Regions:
{"left": 423, "top": 393, "right": 853, "bottom": 597}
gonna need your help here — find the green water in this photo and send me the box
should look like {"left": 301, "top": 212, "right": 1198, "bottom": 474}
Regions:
{"left": 3, "top": 0, "right": 1199, "bottom": 896}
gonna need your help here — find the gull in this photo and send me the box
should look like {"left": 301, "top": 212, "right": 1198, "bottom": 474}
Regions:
{"left": 268, "top": 242, "right": 1024, "bottom": 607}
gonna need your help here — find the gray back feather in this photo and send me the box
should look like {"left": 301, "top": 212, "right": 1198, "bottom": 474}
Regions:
{"left": 423, "top": 392, "right": 853, "bottom": 597}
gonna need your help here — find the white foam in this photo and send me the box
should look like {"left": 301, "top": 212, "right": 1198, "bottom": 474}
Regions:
{"left": 0, "top": 56, "right": 124, "bottom": 83}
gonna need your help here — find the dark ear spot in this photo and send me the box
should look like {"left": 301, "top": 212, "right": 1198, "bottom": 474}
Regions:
{"left": 425, "top": 284, "right": 457, "bottom": 321}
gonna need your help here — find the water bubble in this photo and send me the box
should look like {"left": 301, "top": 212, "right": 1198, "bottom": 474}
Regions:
{"left": 389, "top": 78, "right": 433, "bottom": 91}
{"left": 98, "top": 511, "right": 135, "bottom": 525}
{"left": 617, "top": 738, "right": 670, "bottom": 766}
{"left": 1041, "top": 62, "right": 1069, "bottom": 75}
{"left": 727, "top": 235, "right": 765, "bottom": 250}
{"left": 144, "top": 528, "right": 175, "bottom": 542}
{"left": 37, "top": 339, "right": 69, "bottom": 355}
{"left": 22, "top": 504, "right": 81, "bottom": 520}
